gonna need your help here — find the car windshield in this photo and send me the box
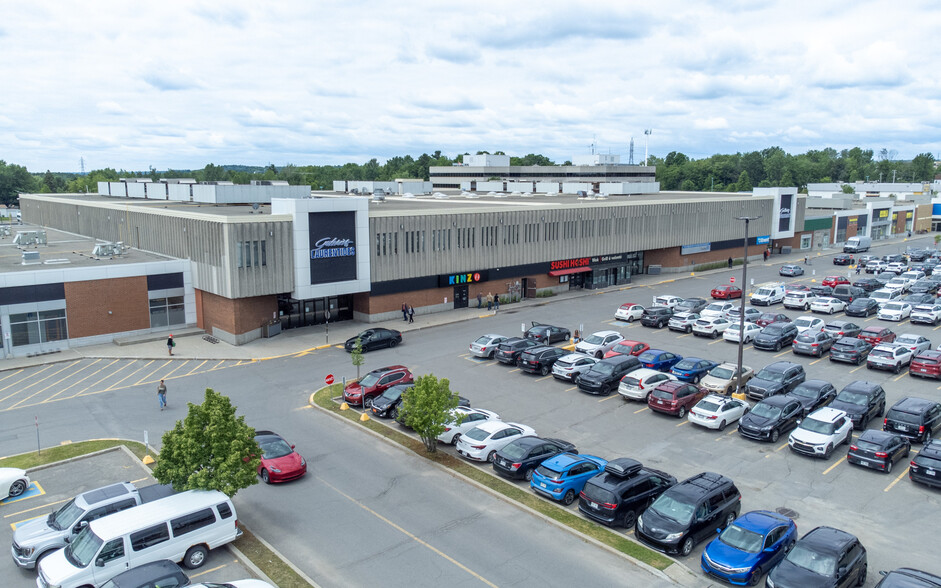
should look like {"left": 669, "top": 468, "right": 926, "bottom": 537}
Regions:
{"left": 719, "top": 524, "right": 764, "bottom": 553}
{"left": 795, "top": 319, "right": 813, "bottom": 328}
{"left": 50, "top": 498, "right": 84, "bottom": 531}
{"left": 696, "top": 400, "right": 721, "bottom": 412}
{"left": 785, "top": 543, "right": 837, "bottom": 577}
{"left": 674, "top": 359, "right": 698, "bottom": 370}
{"left": 64, "top": 526, "right": 102, "bottom": 569}
{"left": 800, "top": 418, "right": 835, "bottom": 435}
{"left": 836, "top": 391, "right": 868, "bottom": 406}
{"left": 258, "top": 437, "right": 293, "bottom": 459}
{"left": 869, "top": 349, "right": 893, "bottom": 358}
{"left": 649, "top": 494, "right": 694, "bottom": 525}
{"left": 755, "top": 370, "right": 785, "bottom": 383}
{"left": 756, "top": 288, "right": 772, "bottom": 296}
{"left": 592, "top": 363, "right": 615, "bottom": 375}
{"left": 474, "top": 335, "right": 494, "bottom": 345}
{"left": 871, "top": 292, "right": 890, "bottom": 300}
{"left": 464, "top": 427, "right": 492, "bottom": 442}
{"left": 584, "top": 334, "right": 605, "bottom": 345}
{"left": 790, "top": 385, "right": 819, "bottom": 399}
{"left": 622, "top": 377, "right": 642, "bottom": 388}
{"left": 896, "top": 336, "right": 918, "bottom": 345}
{"left": 832, "top": 341, "right": 859, "bottom": 351}
{"left": 651, "top": 388, "right": 675, "bottom": 400}
{"left": 379, "top": 387, "right": 405, "bottom": 401}
{"left": 709, "top": 366, "right": 734, "bottom": 380}
{"left": 763, "top": 326, "right": 783, "bottom": 335}
{"left": 751, "top": 403, "right": 782, "bottom": 419}
{"left": 613, "top": 343, "right": 634, "bottom": 353}
{"left": 535, "top": 465, "right": 564, "bottom": 480}
{"left": 706, "top": 303, "right": 725, "bottom": 312}
{"left": 500, "top": 442, "right": 529, "bottom": 461}
{"left": 886, "top": 409, "right": 921, "bottom": 425}
{"left": 884, "top": 303, "right": 903, "bottom": 311}
{"left": 855, "top": 439, "right": 883, "bottom": 452}
{"left": 358, "top": 373, "right": 380, "bottom": 387}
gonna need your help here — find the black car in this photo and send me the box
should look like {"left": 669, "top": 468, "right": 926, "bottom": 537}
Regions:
{"left": 525, "top": 322, "right": 571, "bottom": 344}
{"left": 635, "top": 472, "right": 741, "bottom": 557}
{"left": 492, "top": 436, "right": 577, "bottom": 481}
{"left": 518, "top": 345, "right": 568, "bottom": 375}
{"left": 789, "top": 379, "right": 837, "bottom": 417}
{"left": 883, "top": 397, "right": 941, "bottom": 443}
{"left": 792, "top": 330, "right": 834, "bottom": 357}
{"left": 578, "top": 355, "right": 641, "bottom": 395}
{"left": 829, "top": 336, "right": 872, "bottom": 365}
{"left": 904, "top": 293, "right": 936, "bottom": 305}
{"left": 875, "top": 271, "right": 897, "bottom": 286}
{"left": 910, "top": 280, "right": 940, "bottom": 296}
{"left": 810, "top": 285, "right": 833, "bottom": 297}
{"left": 753, "top": 322, "right": 799, "bottom": 351}
{"left": 738, "top": 395, "right": 803, "bottom": 442}
{"left": 831, "top": 285, "right": 865, "bottom": 304}
{"left": 833, "top": 253, "right": 854, "bottom": 265}
{"left": 909, "top": 249, "right": 931, "bottom": 262}
{"left": 845, "top": 297, "right": 879, "bottom": 317}
{"left": 830, "top": 381, "right": 886, "bottom": 430}
{"left": 823, "top": 320, "right": 862, "bottom": 339}
{"left": 852, "top": 278, "right": 882, "bottom": 293}
{"left": 579, "top": 458, "right": 676, "bottom": 528}
{"left": 910, "top": 439, "right": 941, "bottom": 488}
{"left": 674, "top": 297, "right": 709, "bottom": 314}
{"left": 494, "top": 337, "right": 539, "bottom": 365}
{"left": 746, "top": 361, "right": 805, "bottom": 401}
{"left": 641, "top": 306, "right": 674, "bottom": 328}
{"left": 847, "top": 429, "right": 911, "bottom": 474}
{"left": 98, "top": 559, "right": 189, "bottom": 588}
{"left": 344, "top": 328, "right": 403, "bottom": 352}
{"left": 875, "top": 568, "right": 941, "bottom": 587}
{"left": 371, "top": 383, "right": 413, "bottom": 419}
{"left": 767, "top": 526, "right": 867, "bottom": 588}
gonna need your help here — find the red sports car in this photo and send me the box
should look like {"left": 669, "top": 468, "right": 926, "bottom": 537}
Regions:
{"left": 254, "top": 430, "right": 307, "bottom": 484}
{"left": 822, "top": 275, "right": 850, "bottom": 288}
{"left": 710, "top": 285, "right": 742, "bottom": 299}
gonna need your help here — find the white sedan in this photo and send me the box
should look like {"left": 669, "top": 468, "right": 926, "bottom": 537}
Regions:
{"left": 810, "top": 297, "right": 847, "bottom": 315}
{"left": 437, "top": 407, "right": 501, "bottom": 444}
{"left": 692, "top": 317, "right": 732, "bottom": 338}
{"left": 896, "top": 333, "right": 931, "bottom": 354}
{"left": 878, "top": 302, "right": 913, "bottom": 322}
{"left": 618, "top": 368, "right": 677, "bottom": 401}
{"left": 723, "top": 322, "right": 762, "bottom": 344}
{"left": 688, "top": 395, "right": 750, "bottom": 431}
{"left": 455, "top": 421, "right": 536, "bottom": 462}
{"left": 0, "top": 468, "right": 30, "bottom": 499}
{"left": 701, "top": 301, "right": 735, "bottom": 319}
{"left": 793, "top": 315, "right": 825, "bottom": 334}
{"left": 615, "top": 303, "right": 645, "bottom": 322}
{"left": 469, "top": 334, "right": 509, "bottom": 358}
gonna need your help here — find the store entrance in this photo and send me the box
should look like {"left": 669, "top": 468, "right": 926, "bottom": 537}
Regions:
{"left": 277, "top": 294, "right": 353, "bottom": 329}
{"left": 453, "top": 285, "right": 468, "bottom": 308}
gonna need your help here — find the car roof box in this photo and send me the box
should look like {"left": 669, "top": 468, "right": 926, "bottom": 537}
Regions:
{"left": 605, "top": 458, "right": 642, "bottom": 478}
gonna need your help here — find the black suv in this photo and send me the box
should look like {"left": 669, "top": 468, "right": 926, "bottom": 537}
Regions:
{"left": 883, "top": 397, "right": 941, "bottom": 443}
{"left": 875, "top": 568, "right": 941, "bottom": 587}
{"left": 829, "top": 337, "right": 872, "bottom": 365}
{"left": 745, "top": 361, "right": 805, "bottom": 401}
{"left": 910, "top": 439, "right": 941, "bottom": 489}
{"left": 525, "top": 322, "right": 571, "bottom": 344}
{"left": 635, "top": 472, "right": 741, "bottom": 557}
{"left": 831, "top": 285, "right": 865, "bottom": 304}
{"left": 789, "top": 379, "right": 837, "bottom": 417}
{"left": 753, "top": 322, "right": 799, "bottom": 351}
{"left": 518, "top": 346, "right": 568, "bottom": 375}
{"left": 830, "top": 381, "right": 886, "bottom": 430}
{"left": 737, "top": 395, "right": 803, "bottom": 443}
{"left": 494, "top": 337, "right": 538, "bottom": 365}
{"left": 845, "top": 297, "right": 879, "bottom": 317}
{"left": 491, "top": 436, "right": 577, "bottom": 481}
{"left": 767, "top": 526, "right": 867, "bottom": 588}
{"left": 578, "top": 458, "right": 677, "bottom": 528}
{"left": 641, "top": 306, "right": 674, "bottom": 328}
{"left": 578, "top": 355, "right": 641, "bottom": 395}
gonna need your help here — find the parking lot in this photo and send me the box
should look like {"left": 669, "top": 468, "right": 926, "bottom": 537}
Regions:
{"left": 347, "top": 246, "right": 941, "bottom": 586}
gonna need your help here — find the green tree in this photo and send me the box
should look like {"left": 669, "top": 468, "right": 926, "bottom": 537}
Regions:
{"left": 910, "top": 153, "right": 935, "bottom": 182}
{"left": 842, "top": 185, "right": 855, "bottom": 194}
{"left": 0, "top": 161, "right": 36, "bottom": 207}
{"left": 735, "top": 170, "right": 753, "bottom": 192}
{"left": 350, "top": 337, "right": 364, "bottom": 380}
{"left": 400, "top": 374, "right": 461, "bottom": 453}
{"left": 153, "top": 388, "right": 260, "bottom": 497}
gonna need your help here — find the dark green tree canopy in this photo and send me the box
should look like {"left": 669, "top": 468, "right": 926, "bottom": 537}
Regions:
{"left": 400, "top": 374, "right": 461, "bottom": 453}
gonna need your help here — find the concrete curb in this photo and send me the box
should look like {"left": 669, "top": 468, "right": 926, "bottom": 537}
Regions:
{"left": 244, "top": 529, "right": 323, "bottom": 588}
{"left": 307, "top": 389, "right": 701, "bottom": 587}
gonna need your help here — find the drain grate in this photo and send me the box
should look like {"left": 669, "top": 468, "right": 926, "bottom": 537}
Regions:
{"left": 203, "top": 335, "right": 219, "bottom": 344}
{"left": 776, "top": 507, "right": 799, "bottom": 519}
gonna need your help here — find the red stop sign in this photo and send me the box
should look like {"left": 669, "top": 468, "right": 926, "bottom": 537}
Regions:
{"left": 325, "top": 374, "right": 334, "bottom": 385}
{"left": 730, "top": 276, "right": 735, "bottom": 283}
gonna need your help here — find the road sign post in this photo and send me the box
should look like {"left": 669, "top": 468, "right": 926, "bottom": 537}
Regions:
{"left": 325, "top": 374, "right": 334, "bottom": 385}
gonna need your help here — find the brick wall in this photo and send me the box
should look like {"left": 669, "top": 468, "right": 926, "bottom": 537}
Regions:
{"left": 65, "top": 276, "right": 150, "bottom": 338}
{"left": 365, "top": 272, "right": 548, "bottom": 314}
{"left": 198, "top": 290, "right": 277, "bottom": 335}
{"left": 645, "top": 246, "right": 763, "bottom": 270}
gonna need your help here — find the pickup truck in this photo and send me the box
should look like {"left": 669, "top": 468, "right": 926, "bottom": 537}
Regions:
{"left": 11, "top": 482, "right": 174, "bottom": 569}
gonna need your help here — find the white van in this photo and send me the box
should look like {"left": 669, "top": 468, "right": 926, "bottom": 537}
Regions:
{"left": 750, "top": 282, "right": 786, "bottom": 306}
{"left": 844, "top": 236, "right": 871, "bottom": 253}
{"left": 37, "top": 490, "right": 239, "bottom": 588}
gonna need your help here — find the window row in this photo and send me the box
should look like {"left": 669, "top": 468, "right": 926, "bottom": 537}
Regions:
{"left": 236, "top": 240, "right": 267, "bottom": 268}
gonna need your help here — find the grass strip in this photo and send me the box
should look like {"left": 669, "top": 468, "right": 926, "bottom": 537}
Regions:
{"left": 233, "top": 525, "right": 312, "bottom": 588}
{"left": 314, "top": 384, "right": 673, "bottom": 571}
{"left": 0, "top": 439, "right": 148, "bottom": 469}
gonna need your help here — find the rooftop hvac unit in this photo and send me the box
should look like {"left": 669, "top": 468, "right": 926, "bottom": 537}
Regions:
{"left": 92, "top": 242, "right": 128, "bottom": 257}
{"left": 13, "top": 230, "right": 47, "bottom": 246}
{"left": 21, "top": 250, "right": 40, "bottom": 264}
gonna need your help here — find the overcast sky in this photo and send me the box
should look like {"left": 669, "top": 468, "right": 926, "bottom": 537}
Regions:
{"left": 2, "top": 1, "right": 939, "bottom": 172}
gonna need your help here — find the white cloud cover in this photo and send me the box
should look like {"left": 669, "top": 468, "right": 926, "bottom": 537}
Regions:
{"left": 1, "top": 0, "right": 939, "bottom": 172}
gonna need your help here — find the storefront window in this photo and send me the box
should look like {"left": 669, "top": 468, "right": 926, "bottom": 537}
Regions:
{"left": 149, "top": 296, "right": 185, "bottom": 328}
{"left": 10, "top": 309, "right": 68, "bottom": 347}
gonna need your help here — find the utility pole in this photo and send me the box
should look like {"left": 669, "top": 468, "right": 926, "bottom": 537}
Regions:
{"left": 734, "top": 216, "right": 761, "bottom": 396}
{"left": 643, "top": 129, "right": 652, "bottom": 166}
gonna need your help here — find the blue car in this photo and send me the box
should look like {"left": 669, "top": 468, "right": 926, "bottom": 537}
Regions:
{"left": 701, "top": 510, "right": 797, "bottom": 586}
{"left": 530, "top": 453, "right": 607, "bottom": 505}
{"left": 637, "top": 349, "right": 683, "bottom": 372}
{"left": 670, "top": 357, "right": 719, "bottom": 384}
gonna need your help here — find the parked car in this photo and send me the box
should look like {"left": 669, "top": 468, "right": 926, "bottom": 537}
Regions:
{"left": 756, "top": 312, "right": 790, "bottom": 327}
{"left": 821, "top": 275, "right": 850, "bottom": 288}
{"left": 909, "top": 438, "right": 941, "bottom": 489}
{"left": 845, "top": 297, "right": 879, "bottom": 317}
{"left": 788, "top": 407, "right": 854, "bottom": 459}
{"left": 670, "top": 358, "right": 719, "bottom": 384}
{"left": 641, "top": 306, "right": 674, "bottom": 328}
{"left": 831, "top": 285, "right": 865, "bottom": 304}
{"left": 830, "top": 381, "right": 886, "bottom": 430}
{"left": 437, "top": 407, "right": 501, "bottom": 444}
{"left": 371, "top": 383, "right": 414, "bottom": 419}
{"left": 822, "top": 320, "right": 862, "bottom": 339}
{"left": 603, "top": 339, "right": 650, "bottom": 358}
{"left": 455, "top": 421, "right": 536, "bottom": 462}
{"left": 874, "top": 272, "right": 898, "bottom": 287}
{"left": 788, "top": 380, "right": 837, "bottom": 417}
{"left": 577, "top": 354, "right": 641, "bottom": 396}
{"left": 675, "top": 297, "right": 709, "bottom": 314}
{"left": 878, "top": 301, "right": 913, "bottom": 321}
{"left": 0, "top": 467, "right": 29, "bottom": 500}
{"left": 738, "top": 395, "right": 803, "bottom": 442}
{"left": 810, "top": 297, "right": 846, "bottom": 314}
{"left": 751, "top": 283, "right": 786, "bottom": 306}
{"left": 783, "top": 291, "right": 816, "bottom": 311}
{"left": 874, "top": 568, "right": 941, "bottom": 587}
{"left": 746, "top": 361, "right": 805, "bottom": 401}
{"left": 711, "top": 284, "right": 742, "bottom": 299}
{"left": 637, "top": 349, "right": 683, "bottom": 371}
{"left": 792, "top": 315, "right": 825, "bottom": 334}
{"left": 575, "top": 330, "right": 624, "bottom": 358}
{"left": 896, "top": 334, "right": 931, "bottom": 355}
{"left": 912, "top": 304, "right": 941, "bottom": 326}
{"left": 701, "top": 301, "right": 736, "bottom": 319}
{"left": 866, "top": 259, "right": 887, "bottom": 274}
{"left": 551, "top": 353, "right": 599, "bottom": 383}
{"left": 870, "top": 288, "right": 902, "bottom": 307}
{"left": 785, "top": 284, "right": 811, "bottom": 293}
{"left": 254, "top": 430, "right": 307, "bottom": 484}
{"left": 618, "top": 368, "right": 677, "bottom": 402}
{"left": 615, "top": 303, "right": 645, "bottom": 322}
{"left": 883, "top": 397, "right": 941, "bottom": 443}
{"left": 909, "top": 280, "right": 940, "bottom": 296}
{"left": 888, "top": 261, "right": 910, "bottom": 274}
{"left": 779, "top": 264, "right": 804, "bottom": 277}
{"left": 727, "top": 306, "right": 762, "bottom": 324}
{"left": 766, "top": 527, "right": 867, "bottom": 588}
{"left": 518, "top": 345, "right": 569, "bottom": 375}
{"left": 910, "top": 350, "right": 941, "bottom": 380}
{"left": 688, "top": 394, "right": 749, "bottom": 431}
{"left": 700, "top": 510, "right": 797, "bottom": 587}
{"left": 833, "top": 254, "right": 854, "bottom": 265}
{"left": 668, "top": 312, "right": 701, "bottom": 333}
{"left": 722, "top": 321, "right": 762, "bottom": 344}
{"left": 647, "top": 381, "right": 708, "bottom": 419}
{"left": 810, "top": 284, "right": 833, "bottom": 297}
{"left": 701, "top": 362, "right": 754, "bottom": 396}
{"left": 525, "top": 322, "right": 571, "bottom": 344}
{"left": 494, "top": 337, "right": 539, "bottom": 365}
{"left": 903, "top": 293, "right": 936, "bottom": 306}
{"left": 635, "top": 472, "right": 741, "bottom": 557}
{"left": 468, "top": 334, "right": 509, "bottom": 359}
{"left": 753, "top": 322, "right": 799, "bottom": 351}
{"left": 852, "top": 278, "right": 882, "bottom": 293}
{"left": 791, "top": 330, "right": 834, "bottom": 358}
{"left": 531, "top": 453, "right": 607, "bottom": 505}
{"left": 847, "top": 430, "right": 911, "bottom": 474}
{"left": 858, "top": 325, "right": 896, "bottom": 345}
{"left": 492, "top": 436, "right": 577, "bottom": 481}
{"left": 867, "top": 343, "right": 913, "bottom": 374}
{"left": 98, "top": 560, "right": 189, "bottom": 588}
{"left": 579, "top": 458, "right": 676, "bottom": 528}
{"left": 653, "top": 295, "right": 684, "bottom": 309}
{"left": 692, "top": 316, "right": 732, "bottom": 338}
{"left": 343, "top": 365, "right": 414, "bottom": 408}
{"left": 344, "top": 328, "right": 403, "bottom": 352}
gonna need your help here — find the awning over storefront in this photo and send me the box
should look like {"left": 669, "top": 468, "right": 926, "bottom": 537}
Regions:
{"left": 549, "top": 267, "right": 593, "bottom": 276}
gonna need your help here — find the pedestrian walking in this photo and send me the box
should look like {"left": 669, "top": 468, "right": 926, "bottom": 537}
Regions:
{"left": 401, "top": 302, "right": 408, "bottom": 322}
{"left": 408, "top": 305, "right": 415, "bottom": 323}
{"left": 727, "top": 257, "right": 733, "bottom": 269}
{"left": 494, "top": 295, "right": 500, "bottom": 311}
{"left": 167, "top": 334, "right": 174, "bottom": 356}
{"left": 855, "top": 264, "right": 861, "bottom": 275}
{"left": 477, "top": 292, "right": 483, "bottom": 308}
{"left": 763, "top": 249, "right": 769, "bottom": 262}
{"left": 486, "top": 292, "right": 494, "bottom": 310}
{"left": 157, "top": 379, "right": 167, "bottom": 410}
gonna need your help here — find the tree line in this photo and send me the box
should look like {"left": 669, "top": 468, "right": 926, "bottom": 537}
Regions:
{"left": 1, "top": 147, "right": 935, "bottom": 208}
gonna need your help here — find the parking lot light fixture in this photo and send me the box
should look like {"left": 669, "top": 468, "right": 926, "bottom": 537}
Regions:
{"left": 735, "top": 215, "right": 761, "bottom": 396}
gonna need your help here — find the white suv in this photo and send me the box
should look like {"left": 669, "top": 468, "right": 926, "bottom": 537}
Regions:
{"left": 575, "top": 330, "right": 624, "bottom": 358}
{"left": 866, "top": 343, "right": 913, "bottom": 374}
{"left": 788, "top": 407, "right": 854, "bottom": 459}
{"left": 910, "top": 304, "right": 941, "bottom": 326}
{"left": 783, "top": 291, "right": 816, "bottom": 310}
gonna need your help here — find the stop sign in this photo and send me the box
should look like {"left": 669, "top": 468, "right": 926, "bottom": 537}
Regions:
{"left": 325, "top": 374, "right": 334, "bottom": 385}
{"left": 730, "top": 276, "right": 736, "bottom": 283}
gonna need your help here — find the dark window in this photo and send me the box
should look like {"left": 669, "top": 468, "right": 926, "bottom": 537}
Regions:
{"left": 130, "top": 523, "right": 170, "bottom": 551}
{"left": 217, "top": 503, "right": 233, "bottom": 519}
{"left": 171, "top": 508, "right": 217, "bottom": 537}
{"left": 97, "top": 538, "right": 125, "bottom": 563}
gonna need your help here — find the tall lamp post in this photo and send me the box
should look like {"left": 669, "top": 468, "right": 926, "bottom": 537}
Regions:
{"left": 735, "top": 215, "right": 761, "bottom": 396}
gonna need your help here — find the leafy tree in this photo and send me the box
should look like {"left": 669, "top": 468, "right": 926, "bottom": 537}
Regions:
{"left": 153, "top": 388, "right": 260, "bottom": 497}
{"left": 400, "top": 374, "right": 461, "bottom": 453}
{"left": 735, "top": 170, "right": 752, "bottom": 192}
{"left": 350, "top": 337, "right": 364, "bottom": 380}
{"left": 0, "top": 161, "right": 36, "bottom": 207}
{"left": 910, "top": 153, "right": 935, "bottom": 182}
{"left": 842, "top": 185, "right": 855, "bottom": 194}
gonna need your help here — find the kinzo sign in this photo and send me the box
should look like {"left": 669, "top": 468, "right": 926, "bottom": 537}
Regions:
{"left": 438, "top": 271, "right": 489, "bottom": 287}
{"left": 308, "top": 212, "right": 357, "bottom": 285}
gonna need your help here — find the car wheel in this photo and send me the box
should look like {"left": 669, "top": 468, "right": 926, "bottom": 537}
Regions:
{"left": 596, "top": 351, "right": 604, "bottom": 359}
{"left": 541, "top": 365, "right": 550, "bottom": 376}
{"left": 879, "top": 403, "right": 885, "bottom": 418}
{"left": 525, "top": 468, "right": 534, "bottom": 482}
{"left": 770, "top": 429, "right": 780, "bottom": 443}
{"left": 857, "top": 356, "right": 864, "bottom": 366}
{"left": 488, "top": 349, "right": 495, "bottom": 359}
{"left": 391, "top": 406, "right": 399, "bottom": 420}
{"left": 893, "top": 363, "right": 901, "bottom": 374}
{"left": 573, "top": 375, "right": 581, "bottom": 386}
{"left": 829, "top": 307, "right": 835, "bottom": 314}
{"left": 620, "top": 509, "right": 637, "bottom": 528}
{"left": 843, "top": 431, "right": 852, "bottom": 446}
{"left": 712, "top": 330, "right": 719, "bottom": 339}
{"left": 804, "top": 304, "right": 810, "bottom": 311}
{"left": 718, "top": 419, "right": 727, "bottom": 431}
{"left": 724, "top": 512, "right": 736, "bottom": 529}
{"left": 487, "top": 451, "right": 497, "bottom": 463}
{"left": 679, "top": 536, "right": 694, "bottom": 557}
{"left": 451, "top": 433, "right": 461, "bottom": 446}
{"left": 627, "top": 316, "right": 635, "bottom": 323}
{"left": 857, "top": 565, "right": 867, "bottom": 587}
{"left": 563, "top": 489, "right": 576, "bottom": 505}
{"left": 824, "top": 443, "right": 833, "bottom": 459}
{"left": 657, "top": 320, "right": 664, "bottom": 328}
{"left": 747, "top": 567, "right": 762, "bottom": 587}
{"left": 390, "top": 339, "right": 398, "bottom": 348}
{"left": 685, "top": 325, "right": 692, "bottom": 333}
{"left": 774, "top": 342, "right": 782, "bottom": 352}
{"left": 692, "top": 375, "right": 700, "bottom": 384}
{"left": 885, "top": 459, "right": 893, "bottom": 474}
{"left": 8, "top": 479, "right": 27, "bottom": 497}
{"left": 261, "top": 469, "right": 270, "bottom": 484}
{"left": 677, "top": 406, "right": 687, "bottom": 419}
{"left": 602, "top": 384, "right": 613, "bottom": 396}
{"left": 183, "top": 544, "right": 209, "bottom": 569}
{"left": 364, "top": 396, "right": 374, "bottom": 409}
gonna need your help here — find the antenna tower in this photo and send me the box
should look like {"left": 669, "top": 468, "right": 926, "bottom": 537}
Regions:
{"left": 80, "top": 157, "right": 85, "bottom": 175}
{"left": 628, "top": 138, "right": 635, "bottom": 165}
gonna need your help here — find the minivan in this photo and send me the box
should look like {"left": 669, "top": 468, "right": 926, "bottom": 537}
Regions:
{"left": 578, "top": 458, "right": 676, "bottom": 528}
{"left": 831, "top": 285, "right": 865, "bottom": 304}
{"left": 37, "top": 491, "right": 240, "bottom": 588}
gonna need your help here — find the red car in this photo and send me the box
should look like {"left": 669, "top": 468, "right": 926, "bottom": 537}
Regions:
{"left": 756, "top": 312, "right": 791, "bottom": 327}
{"left": 710, "top": 285, "right": 742, "bottom": 299}
{"left": 603, "top": 340, "right": 650, "bottom": 358}
{"left": 254, "top": 430, "right": 307, "bottom": 484}
{"left": 785, "top": 284, "right": 811, "bottom": 293}
{"left": 647, "top": 381, "right": 707, "bottom": 418}
{"left": 910, "top": 350, "right": 941, "bottom": 380}
{"left": 858, "top": 326, "right": 896, "bottom": 346}
{"left": 822, "top": 275, "right": 850, "bottom": 288}
{"left": 343, "top": 365, "right": 414, "bottom": 407}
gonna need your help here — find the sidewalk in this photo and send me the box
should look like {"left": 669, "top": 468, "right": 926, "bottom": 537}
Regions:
{"left": 0, "top": 232, "right": 928, "bottom": 372}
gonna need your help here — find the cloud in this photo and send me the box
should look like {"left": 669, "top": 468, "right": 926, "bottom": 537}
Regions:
{"left": 190, "top": 4, "right": 248, "bottom": 28}
{"left": 235, "top": 107, "right": 293, "bottom": 128}
{"left": 410, "top": 95, "right": 482, "bottom": 112}
{"left": 142, "top": 71, "right": 201, "bottom": 92}
{"left": 693, "top": 117, "right": 729, "bottom": 130}
{"left": 97, "top": 101, "right": 128, "bottom": 115}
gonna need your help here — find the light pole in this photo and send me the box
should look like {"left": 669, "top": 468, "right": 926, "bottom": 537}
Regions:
{"left": 734, "top": 215, "right": 761, "bottom": 396}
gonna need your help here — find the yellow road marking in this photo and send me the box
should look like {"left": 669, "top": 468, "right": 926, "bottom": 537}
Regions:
{"left": 810, "top": 357, "right": 825, "bottom": 365}
{"left": 8, "top": 361, "right": 89, "bottom": 410}
{"left": 535, "top": 375, "right": 553, "bottom": 382}
{"left": 565, "top": 386, "right": 577, "bottom": 391}
{"left": 677, "top": 332, "right": 692, "bottom": 338}
{"left": 62, "top": 359, "right": 127, "bottom": 400}
{"left": 774, "top": 349, "right": 791, "bottom": 358}
{"left": 598, "top": 395, "right": 619, "bottom": 403}
{"left": 105, "top": 360, "right": 154, "bottom": 391}
{"left": 155, "top": 360, "right": 192, "bottom": 382}
{"left": 186, "top": 360, "right": 209, "bottom": 375}
{"left": 3, "top": 497, "right": 70, "bottom": 519}
{"left": 893, "top": 370, "right": 909, "bottom": 382}
{"left": 634, "top": 406, "right": 649, "bottom": 414}
{"left": 708, "top": 338, "right": 724, "bottom": 345}
{"left": 676, "top": 420, "right": 689, "bottom": 427}
{"left": 850, "top": 364, "right": 866, "bottom": 373}
{"left": 206, "top": 359, "right": 230, "bottom": 371}
{"left": 0, "top": 366, "right": 52, "bottom": 401}
{"left": 0, "top": 369, "right": 24, "bottom": 387}
{"left": 884, "top": 466, "right": 910, "bottom": 492}
{"left": 189, "top": 563, "right": 226, "bottom": 578}
{"left": 776, "top": 441, "right": 790, "bottom": 452}
{"left": 823, "top": 456, "right": 846, "bottom": 475}
{"left": 508, "top": 368, "right": 520, "bottom": 373}
{"left": 135, "top": 360, "right": 172, "bottom": 385}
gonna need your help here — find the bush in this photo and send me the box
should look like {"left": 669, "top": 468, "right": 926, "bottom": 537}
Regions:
{"left": 694, "top": 259, "right": 742, "bottom": 272}
{"left": 535, "top": 290, "right": 556, "bottom": 298}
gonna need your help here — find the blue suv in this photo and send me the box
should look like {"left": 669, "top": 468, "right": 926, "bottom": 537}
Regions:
{"left": 530, "top": 453, "right": 607, "bottom": 505}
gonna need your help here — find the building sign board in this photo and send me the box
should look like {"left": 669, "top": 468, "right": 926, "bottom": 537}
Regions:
{"left": 757, "top": 235, "right": 770, "bottom": 245}
{"left": 681, "top": 243, "right": 711, "bottom": 255}
{"left": 308, "top": 211, "right": 357, "bottom": 285}
{"left": 778, "top": 193, "right": 793, "bottom": 232}
{"left": 438, "top": 271, "right": 489, "bottom": 287}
